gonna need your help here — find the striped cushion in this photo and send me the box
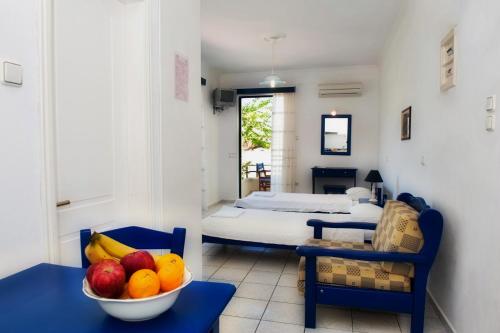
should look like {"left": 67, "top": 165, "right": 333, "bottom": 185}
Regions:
{"left": 372, "top": 200, "right": 424, "bottom": 277}
{"left": 297, "top": 239, "right": 411, "bottom": 293}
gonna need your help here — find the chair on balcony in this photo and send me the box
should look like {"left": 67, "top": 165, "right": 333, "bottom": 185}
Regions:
{"left": 256, "top": 162, "right": 271, "bottom": 192}
{"left": 296, "top": 193, "right": 443, "bottom": 333}
{"left": 80, "top": 226, "right": 186, "bottom": 268}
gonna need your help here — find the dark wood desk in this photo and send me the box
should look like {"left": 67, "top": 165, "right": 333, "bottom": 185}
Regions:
{"left": 311, "top": 167, "right": 357, "bottom": 194}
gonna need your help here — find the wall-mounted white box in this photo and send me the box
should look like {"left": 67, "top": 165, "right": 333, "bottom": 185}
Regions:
{"left": 1, "top": 60, "right": 23, "bottom": 86}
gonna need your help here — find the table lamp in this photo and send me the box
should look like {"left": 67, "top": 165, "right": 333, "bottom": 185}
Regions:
{"left": 365, "top": 170, "right": 383, "bottom": 204}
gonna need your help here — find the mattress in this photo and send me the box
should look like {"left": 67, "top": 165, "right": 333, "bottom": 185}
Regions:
{"left": 202, "top": 206, "right": 382, "bottom": 246}
{"left": 234, "top": 192, "right": 355, "bottom": 213}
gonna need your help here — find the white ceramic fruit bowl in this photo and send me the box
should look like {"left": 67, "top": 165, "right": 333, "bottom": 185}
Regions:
{"left": 83, "top": 268, "right": 192, "bottom": 322}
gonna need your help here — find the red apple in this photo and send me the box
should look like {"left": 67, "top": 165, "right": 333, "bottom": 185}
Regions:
{"left": 86, "top": 263, "right": 98, "bottom": 283}
{"left": 120, "top": 251, "right": 156, "bottom": 279}
{"left": 90, "top": 259, "right": 126, "bottom": 298}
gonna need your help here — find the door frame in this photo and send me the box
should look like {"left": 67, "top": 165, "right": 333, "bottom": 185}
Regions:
{"left": 39, "top": 0, "right": 162, "bottom": 263}
{"left": 238, "top": 94, "right": 273, "bottom": 198}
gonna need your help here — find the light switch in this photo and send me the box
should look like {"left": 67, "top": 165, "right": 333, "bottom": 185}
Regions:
{"left": 486, "top": 114, "right": 495, "bottom": 131}
{"left": 1, "top": 60, "right": 23, "bottom": 86}
{"left": 486, "top": 95, "right": 496, "bottom": 112}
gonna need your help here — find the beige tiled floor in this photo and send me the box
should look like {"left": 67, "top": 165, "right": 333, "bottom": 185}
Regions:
{"left": 202, "top": 242, "right": 450, "bottom": 333}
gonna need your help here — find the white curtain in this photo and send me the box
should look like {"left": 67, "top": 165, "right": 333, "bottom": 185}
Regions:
{"left": 271, "top": 93, "right": 296, "bottom": 192}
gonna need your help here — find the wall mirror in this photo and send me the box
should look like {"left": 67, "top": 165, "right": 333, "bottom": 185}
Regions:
{"left": 321, "top": 114, "right": 352, "bottom": 155}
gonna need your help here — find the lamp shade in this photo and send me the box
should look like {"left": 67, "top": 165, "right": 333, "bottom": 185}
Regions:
{"left": 365, "top": 170, "right": 383, "bottom": 183}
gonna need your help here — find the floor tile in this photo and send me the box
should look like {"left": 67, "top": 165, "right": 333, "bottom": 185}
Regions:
{"left": 223, "top": 297, "right": 268, "bottom": 320}
{"left": 283, "top": 260, "right": 299, "bottom": 274}
{"left": 202, "top": 265, "right": 219, "bottom": 280}
{"left": 220, "top": 315, "right": 260, "bottom": 333}
{"left": 256, "top": 320, "right": 304, "bottom": 333}
{"left": 352, "top": 310, "right": 400, "bottom": 333}
{"left": 253, "top": 258, "right": 286, "bottom": 272}
{"left": 398, "top": 314, "right": 447, "bottom": 333}
{"left": 236, "top": 282, "right": 275, "bottom": 301}
{"left": 203, "top": 255, "right": 227, "bottom": 267}
{"left": 271, "top": 286, "right": 304, "bottom": 304}
{"left": 212, "top": 267, "right": 250, "bottom": 282}
{"left": 262, "top": 301, "right": 304, "bottom": 325}
{"left": 244, "top": 270, "right": 281, "bottom": 285}
{"left": 277, "top": 273, "right": 298, "bottom": 287}
{"left": 316, "top": 306, "right": 353, "bottom": 331}
{"left": 425, "top": 302, "right": 439, "bottom": 319}
{"left": 305, "top": 328, "right": 352, "bottom": 333}
{"left": 208, "top": 278, "right": 240, "bottom": 288}
{"left": 223, "top": 256, "right": 257, "bottom": 270}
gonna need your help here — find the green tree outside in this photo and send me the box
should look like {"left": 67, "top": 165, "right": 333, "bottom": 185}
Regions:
{"left": 241, "top": 98, "right": 272, "bottom": 150}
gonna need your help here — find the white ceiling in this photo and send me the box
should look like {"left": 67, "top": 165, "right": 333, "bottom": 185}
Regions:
{"left": 201, "top": 0, "right": 404, "bottom": 73}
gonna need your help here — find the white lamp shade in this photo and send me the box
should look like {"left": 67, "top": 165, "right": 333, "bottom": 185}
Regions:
{"left": 259, "top": 74, "right": 286, "bottom": 88}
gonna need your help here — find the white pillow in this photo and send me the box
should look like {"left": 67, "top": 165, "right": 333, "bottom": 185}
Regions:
{"left": 349, "top": 203, "right": 383, "bottom": 223}
{"left": 345, "top": 187, "right": 372, "bottom": 201}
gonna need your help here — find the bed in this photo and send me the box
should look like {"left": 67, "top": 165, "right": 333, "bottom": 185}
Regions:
{"left": 233, "top": 190, "right": 370, "bottom": 213}
{"left": 202, "top": 205, "right": 383, "bottom": 249}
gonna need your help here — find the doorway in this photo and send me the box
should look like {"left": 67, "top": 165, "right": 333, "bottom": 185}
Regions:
{"left": 239, "top": 95, "right": 273, "bottom": 198}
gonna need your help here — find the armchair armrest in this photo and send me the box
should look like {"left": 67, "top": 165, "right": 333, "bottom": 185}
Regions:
{"left": 307, "top": 219, "right": 377, "bottom": 239}
{"left": 296, "top": 246, "right": 427, "bottom": 264}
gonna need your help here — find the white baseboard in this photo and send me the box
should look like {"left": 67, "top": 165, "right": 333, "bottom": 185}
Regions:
{"left": 427, "top": 289, "right": 457, "bottom": 333}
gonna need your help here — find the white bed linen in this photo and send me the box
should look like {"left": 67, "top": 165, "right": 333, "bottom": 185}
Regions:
{"left": 234, "top": 192, "right": 354, "bottom": 213}
{"left": 202, "top": 207, "right": 381, "bottom": 246}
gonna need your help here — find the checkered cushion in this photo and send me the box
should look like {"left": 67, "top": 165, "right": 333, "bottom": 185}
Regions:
{"left": 372, "top": 200, "right": 423, "bottom": 277}
{"left": 297, "top": 239, "right": 411, "bottom": 293}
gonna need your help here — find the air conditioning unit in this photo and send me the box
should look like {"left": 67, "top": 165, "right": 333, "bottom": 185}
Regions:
{"left": 318, "top": 82, "right": 363, "bottom": 97}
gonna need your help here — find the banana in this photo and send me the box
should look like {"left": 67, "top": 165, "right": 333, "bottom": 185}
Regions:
{"left": 92, "top": 232, "right": 137, "bottom": 259}
{"left": 85, "top": 241, "right": 119, "bottom": 264}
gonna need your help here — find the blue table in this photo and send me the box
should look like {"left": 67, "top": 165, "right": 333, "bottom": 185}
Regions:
{"left": 0, "top": 263, "right": 235, "bottom": 333}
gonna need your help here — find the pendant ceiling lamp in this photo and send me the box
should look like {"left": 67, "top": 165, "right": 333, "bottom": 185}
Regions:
{"left": 259, "top": 34, "right": 287, "bottom": 88}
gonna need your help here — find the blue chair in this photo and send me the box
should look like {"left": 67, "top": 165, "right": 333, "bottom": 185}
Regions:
{"left": 296, "top": 193, "right": 443, "bottom": 333}
{"left": 80, "top": 226, "right": 186, "bottom": 268}
{"left": 256, "top": 162, "right": 271, "bottom": 191}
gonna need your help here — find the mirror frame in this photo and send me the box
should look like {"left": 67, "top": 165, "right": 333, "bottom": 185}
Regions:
{"left": 321, "top": 114, "right": 352, "bottom": 156}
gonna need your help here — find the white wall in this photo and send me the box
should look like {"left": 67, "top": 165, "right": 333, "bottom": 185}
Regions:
{"left": 0, "top": 0, "right": 47, "bottom": 277}
{"left": 160, "top": 0, "right": 202, "bottom": 278}
{"left": 218, "top": 66, "right": 380, "bottom": 199}
{"left": 379, "top": 0, "right": 500, "bottom": 331}
{"left": 201, "top": 61, "right": 221, "bottom": 209}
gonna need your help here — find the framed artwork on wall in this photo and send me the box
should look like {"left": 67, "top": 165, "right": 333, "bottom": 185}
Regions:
{"left": 440, "top": 27, "right": 456, "bottom": 91}
{"left": 401, "top": 107, "right": 411, "bottom": 140}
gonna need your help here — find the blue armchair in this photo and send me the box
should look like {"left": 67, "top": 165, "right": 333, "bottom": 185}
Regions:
{"left": 80, "top": 226, "right": 186, "bottom": 268}
{"left": 296, "top": 193, "right": 443, "bottom": 333}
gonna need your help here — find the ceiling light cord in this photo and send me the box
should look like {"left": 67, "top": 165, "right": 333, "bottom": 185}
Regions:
{"left": 271, "top": 40, "right": 275, "bottom": 75}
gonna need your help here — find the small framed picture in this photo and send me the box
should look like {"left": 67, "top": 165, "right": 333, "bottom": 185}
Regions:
{"left": 401, "top": 107, "right": 411, "bottom": 140}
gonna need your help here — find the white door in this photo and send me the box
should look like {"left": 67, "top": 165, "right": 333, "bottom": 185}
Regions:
{"left": 53, "top": 0, "right": 140, "bottom": 266}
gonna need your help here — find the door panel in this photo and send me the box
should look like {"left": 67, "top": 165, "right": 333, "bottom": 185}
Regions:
{"left": 54, "top": 0, "right": 118, "bottom": 266}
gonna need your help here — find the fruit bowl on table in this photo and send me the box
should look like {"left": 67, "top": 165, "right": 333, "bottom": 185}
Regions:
{"left": 83, "top": 268, "right": 192, "bottom": 321}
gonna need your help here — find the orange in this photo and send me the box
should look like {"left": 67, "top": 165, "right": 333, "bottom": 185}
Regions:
{"left": 156, "top": 253, "right": 184, "bottom": 273}
{"left": 128, "top": 269, "right": 160, "bottom": 299}
{"left": 157, "top": 263, "right": 184, "bottom": 292}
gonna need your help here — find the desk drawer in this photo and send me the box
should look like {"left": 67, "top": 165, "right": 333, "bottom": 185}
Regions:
{"left": 313, "top": 169, "right": 356, "bottom": 177}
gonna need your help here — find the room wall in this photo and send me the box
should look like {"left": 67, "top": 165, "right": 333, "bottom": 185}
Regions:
{"left": 201, "top": 61, "right": 221, "bottom": 209}
{"left": 0, "top": 0, "right": 47, "bottom": 277}
{"left": 379, "top": 0, "right": 500, "bottom": 331}
{"left": 218, "top": 65, "right": 380, "bottom": 200}
{"left": 160, "top": 0, "right": 202, "bottom": 278}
